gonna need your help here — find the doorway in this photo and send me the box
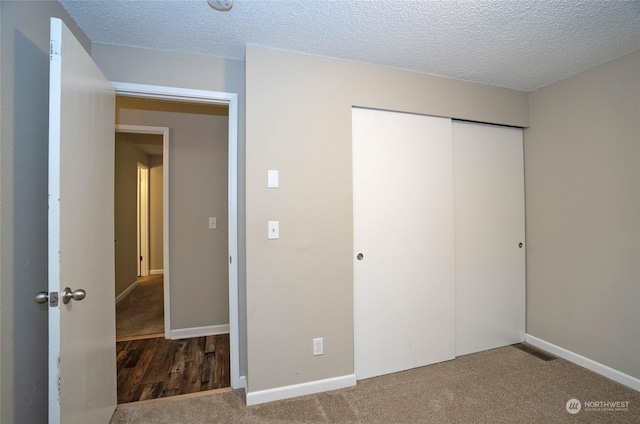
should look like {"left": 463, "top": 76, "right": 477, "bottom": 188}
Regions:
{"left": 113, "top": 90, "right": 238, "bottom": 403}
{"left": 115, "top": 125, "right": 169, "bottom": 342}
{"left": 110, "top": 84, "right": 241, "bottom": 392}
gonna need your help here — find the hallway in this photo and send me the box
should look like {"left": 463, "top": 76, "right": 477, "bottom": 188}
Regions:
{"left": 116, "top": 274, "right": 164, "bottom": 340}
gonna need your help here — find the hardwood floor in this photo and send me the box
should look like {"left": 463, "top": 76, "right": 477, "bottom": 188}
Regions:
{"left": 116, "top": 335, "right": 230, "bottom": 404}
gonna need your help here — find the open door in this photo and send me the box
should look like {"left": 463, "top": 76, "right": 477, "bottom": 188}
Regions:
{"left": 47, "top": 17, "right": 116, "bottom": 423}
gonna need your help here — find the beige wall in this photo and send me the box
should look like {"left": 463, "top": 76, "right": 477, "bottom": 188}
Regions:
{"left": 114, "top": 134, "right": 149, "bottom": 297}
{"left": 116, "top": 98, "right": 230, "bottom": 329}
{"left": 3, "top": 4, "right": 634, "bottom": 416}
{"left": 244, "top": 46, "right": 529, "bottom": 393}
{"left": 524, "top": 50, "right": 640, "bottom": 379}
{"left": 93, "top": 43, "right": 248, "bottom": 374}
{"left": 149, "top": 155, "right": 164, "bottom": 271}
{"left": 0, "top": 2, "right": 91, "bottom": 422}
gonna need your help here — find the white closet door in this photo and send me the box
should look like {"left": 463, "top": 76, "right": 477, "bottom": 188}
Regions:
{"left": 453, "top": 121, "right": 526, "bottom": 357}
{"left": 353, "top": 108, "right": 456, "bottom": 380}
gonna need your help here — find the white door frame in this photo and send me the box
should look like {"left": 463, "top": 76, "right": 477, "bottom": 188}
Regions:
{"left": 112, "top": 82, "right": 241, "bottom": 390}
{"left": 136, "top": 162, "right": 150, "bottom": 277}
{"left": 117, "top": 124, "right": 170, "bottom": 338}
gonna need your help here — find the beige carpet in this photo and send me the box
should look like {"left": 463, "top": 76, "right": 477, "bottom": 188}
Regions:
{"left": 110, "top": 344, "right": 640, "bottom": 423}
{"left": 116, "top": 274, "right": 164, "bottom": 339}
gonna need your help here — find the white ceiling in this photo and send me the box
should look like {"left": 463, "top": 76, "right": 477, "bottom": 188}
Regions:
{"left": 59, "top": 0, "right": 640, "bottom": 92}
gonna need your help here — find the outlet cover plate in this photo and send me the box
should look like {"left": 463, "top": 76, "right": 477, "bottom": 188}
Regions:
{"left": 313, "top": 338, "right": 323, "bottom": 356}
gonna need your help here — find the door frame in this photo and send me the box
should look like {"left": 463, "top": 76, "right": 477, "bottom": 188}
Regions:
{"left": 112, "top": 82, "right": 241, "bottom": 390}
{"left": 136, "top": 162, "right": 150, "bottom": 277}
{"left": 116, "top": 124, "right": 170, "bottom": 337}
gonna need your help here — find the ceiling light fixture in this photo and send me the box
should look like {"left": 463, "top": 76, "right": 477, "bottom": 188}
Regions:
{"left": 208, "top": 0, "right": 233, "bottom": 12}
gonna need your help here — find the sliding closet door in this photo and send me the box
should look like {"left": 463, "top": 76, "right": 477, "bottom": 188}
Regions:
{"left": 353, "top": 108, "right": 455, "bottom": 380}
{"left": 453, "top": 121, "right": 526, "bottom": 356}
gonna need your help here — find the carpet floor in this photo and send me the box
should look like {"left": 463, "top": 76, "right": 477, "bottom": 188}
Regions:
{"left": 116, "top": 274, "right": 164, "bottom": 339}
{"left": 110, "top": 344, "right": 640, "bottom": 423}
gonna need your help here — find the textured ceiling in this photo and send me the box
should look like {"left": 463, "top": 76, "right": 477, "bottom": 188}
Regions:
{"left": 59, "top": 0, "right": 640, "bottom": 92}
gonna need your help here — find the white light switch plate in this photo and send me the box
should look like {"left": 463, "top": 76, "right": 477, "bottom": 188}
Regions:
{"left": 268, "top": 170, "right": 279, "bottom": 188}
{"left": 209, "top": 217, "right": 217, "bottom": 229}
{"left": 268, "top": 221, "right": 279, "bottom": 239}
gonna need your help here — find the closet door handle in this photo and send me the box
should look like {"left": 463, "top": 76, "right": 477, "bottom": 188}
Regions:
{"left": 357, "top": 253, "right": 364, "bottom": 261}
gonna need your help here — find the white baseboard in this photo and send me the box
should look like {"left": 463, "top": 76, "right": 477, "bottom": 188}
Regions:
{"left": 150, "top": 269, "right": 164, "bottom": 275}
{"left": 239, "top": 376, "right": 246, "bottom": 389}
{"left": 246, "top": 374, "right": 357, "bottom": 406}
{"left": 170, "top": 324, "right": 229, "bottom": 339}
{"left": 525, "top": 334, "right": 640, "bottom": 392}
{"left": 115, "top": 280, "right": 138, "bottom": 304}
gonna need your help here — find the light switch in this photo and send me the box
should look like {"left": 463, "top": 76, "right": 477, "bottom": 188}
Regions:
{"left": 209, "top": 217, "right": 217, "bottom": 229}
{"left": 268, "top": 221, "right": 279, "bottom": 239}
{"left": 268, "top": 170, "right": 279, "bottom": 188}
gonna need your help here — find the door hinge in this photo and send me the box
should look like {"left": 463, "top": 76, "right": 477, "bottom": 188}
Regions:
{"left": 50, "top": 40, "right": 61, "bottom": 63}
{"left": 140, "top": 256, "right": 143, "bottom": 261}
{"left": 229, "top": 256, "right": 232, "bottom": 264}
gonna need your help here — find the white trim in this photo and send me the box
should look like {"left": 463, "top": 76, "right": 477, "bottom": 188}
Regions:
{"left": 112, "top": 82, "right": 241, "bottom": 390}
{"left": 525, "top": 334, "right": 640, "bottom": 392}
{"left": 149, "top": 269, "right": 164, "bottom": 275}
{"left": 112, "top": 82, "right": 235, "bottom": 104}
{"left": 48, "top": 18, "right": 63, "bottom": 422}
{"left": 116, "top": 124, "right": 171, "bottom": 340}
{"left": 239, "top": 376, "right": 246, "bottom": 389}
{"left": 115, "top": 280, "right": 139, "bottom": 304}
{"left": 246, "top": 374, "right": 357, "bottom": 406}
{"left": 170, "top": 324, "right": 230, "bottom": 340}
{"left": 226, "top": 89, "right": 241, "bottom": 392}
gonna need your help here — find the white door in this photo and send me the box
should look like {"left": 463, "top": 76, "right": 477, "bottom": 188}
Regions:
{"left": 48, "top": 18, "right": 116, "bottom": 423}
{"left": 453, "top": 121, "right": 526, "bottom": 356}
{"left": 137, "top": 163, "right": 150, "bottom": 277}
{"left": 353, "top": 108, "right": 456, "bottom": 380}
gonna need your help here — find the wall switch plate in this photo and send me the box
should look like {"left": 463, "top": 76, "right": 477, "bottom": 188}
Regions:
{"left": 268, "top": 221, "right": 279, "bottom": 239}
{"left": 313, "top": 338, "right": 323, "bottom": 356}
{"left": 209, "top": 217, "right": 217, "bottom": 229}
{"left": 268, "top": 170, "right": 279, "bottom": 188}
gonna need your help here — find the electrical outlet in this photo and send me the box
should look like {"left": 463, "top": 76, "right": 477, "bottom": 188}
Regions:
{"left": 313, "top": 338, "right": 323, "bottom": 356}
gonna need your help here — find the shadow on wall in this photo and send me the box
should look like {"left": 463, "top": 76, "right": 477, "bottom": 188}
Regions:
{"left": 12, "top": 30, "right": 49, "bottom": 423}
